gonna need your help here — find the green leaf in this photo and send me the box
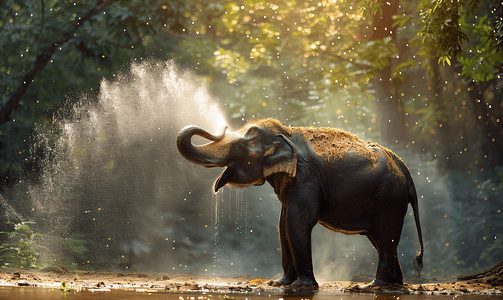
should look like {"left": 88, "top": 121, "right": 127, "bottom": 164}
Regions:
{"left": 438, "top": 55, "right": 451, "bottom": 66}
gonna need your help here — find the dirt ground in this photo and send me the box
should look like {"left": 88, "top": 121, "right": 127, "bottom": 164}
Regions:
{"left": 0, "top": 266, "right": 502, "bottom": 296}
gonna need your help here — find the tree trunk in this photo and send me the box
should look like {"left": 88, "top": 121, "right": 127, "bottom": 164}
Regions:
{"left": 368, "top": 0, "right": 404, "bottom": 144}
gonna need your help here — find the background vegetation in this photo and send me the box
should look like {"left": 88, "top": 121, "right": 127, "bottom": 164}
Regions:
{"left": 0, "top": 0, "right": 501, "bottom": 278}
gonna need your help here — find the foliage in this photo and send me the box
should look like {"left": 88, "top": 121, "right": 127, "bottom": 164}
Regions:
{"left": 54, "top": 233, "right": 88, "bottom": 270}
{"left": 480, "top": 237, "right": 503, "bottom": 262}
{"left": 58, "top": 281, "right": 71, "bottom": 296}
{"left": 478, "top": 170, "right": 503, "bottom": 263}
{"left": 48, "top": 281, "right": 75, "bottom": 296}
{"left": 458, "top": 15, "right": 503, "bottom": 81}
{"left": 418, "top": 0, "right": 503, "bottom": 69}
{"left": 184, "top": 0, "right": 395, "bottom": 129}
{"left": 446, "top": 169, "right": 503, "bottom": 273}
{"left": 418, "top": 0, "right": 468, "bottom": 63}
{"left": 60, "top": 233, "right": 87, "bottom": 260}
{"left": 0, "top": 221, "right": 44, "bottom": 269}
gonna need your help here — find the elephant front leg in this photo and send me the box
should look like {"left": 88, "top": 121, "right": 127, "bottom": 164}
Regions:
{"left": 272, "top": 206, "right": 297, "bottom": 286}
{"left": 285, "top": 201, "right": 319, "bottom": 288}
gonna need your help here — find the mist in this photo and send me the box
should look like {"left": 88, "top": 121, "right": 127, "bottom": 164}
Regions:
{"left": 3, "top": 60, "right": 228, "bottom": 272}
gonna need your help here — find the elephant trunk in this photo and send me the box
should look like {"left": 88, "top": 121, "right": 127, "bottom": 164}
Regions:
{"left": 177, "top": 125, "right": 228, "bottom": 167}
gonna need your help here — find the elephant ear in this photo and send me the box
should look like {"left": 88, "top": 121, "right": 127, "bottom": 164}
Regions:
{"left": 263, "top": 134, "right": 297, "bottom": 178}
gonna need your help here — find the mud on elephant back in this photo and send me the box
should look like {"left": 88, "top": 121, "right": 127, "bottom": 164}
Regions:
{"left": 177, "top": 118, "right": 424, "bottom": 288}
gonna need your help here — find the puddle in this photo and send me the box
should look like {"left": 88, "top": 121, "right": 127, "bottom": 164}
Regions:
{"left": 0, "top": 286, "right": 502, "bottom": 300}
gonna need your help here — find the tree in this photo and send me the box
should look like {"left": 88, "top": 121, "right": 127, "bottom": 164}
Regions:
{"left": 0, "top": 0, "right": 188, "bottom": 188}
{"left": 184, "top": 0, "right": 503, "bottom": 168}
{"left": 184, "top": 0, "right": 420, "bottom": 143}
{"left": 418, "top": 0, "right": 503, "bottom": 167}
{"left": 0, "top": 0, "right": 119, "bottom": 125}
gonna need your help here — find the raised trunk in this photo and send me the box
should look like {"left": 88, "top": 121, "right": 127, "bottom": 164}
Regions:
{"left": 176, "top": 125, "right": 227, "bottom": 167}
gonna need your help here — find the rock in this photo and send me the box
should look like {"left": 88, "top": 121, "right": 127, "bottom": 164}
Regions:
{"left": 351, "top": 274, "right": 373, "bottom": 282}
{"left": 458, "top": 260, "right": 503, "bottom": 287}
{"left": 41, "top": 265, "right": 69, "bottom": 274}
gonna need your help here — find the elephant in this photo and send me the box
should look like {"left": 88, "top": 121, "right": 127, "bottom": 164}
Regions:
{"left": 177, "top": 118, "right": 423, "bottom": 287}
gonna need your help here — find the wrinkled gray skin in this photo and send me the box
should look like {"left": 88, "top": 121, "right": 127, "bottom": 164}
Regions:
{"left": 177, "top": 121, "right": 424, "bottom": 288}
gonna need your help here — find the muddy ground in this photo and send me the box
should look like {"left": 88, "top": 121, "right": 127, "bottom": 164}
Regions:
{"left": 0, "top": 266, "right": 502, "bottom": 296}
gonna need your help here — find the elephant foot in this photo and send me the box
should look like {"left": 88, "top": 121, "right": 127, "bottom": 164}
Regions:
{"left": 371, "top": 278, "right": 403, "bottom": 287}
{"left": 371, "top": 279, "right": 389, "bottom": 287}
{"left": 291, "top": 276, "right": 318, "bottom": 288}
{"left": 269, "top": 274, "right": 297, "bottom": 286}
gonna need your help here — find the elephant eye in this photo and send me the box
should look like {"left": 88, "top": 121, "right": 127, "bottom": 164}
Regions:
{"left": 233, "top": 144, "right": 247, "bottom": 155}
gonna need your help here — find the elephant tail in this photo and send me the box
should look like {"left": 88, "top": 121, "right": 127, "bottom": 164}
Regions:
{"left": 406, "top": 166, "right": 424, "bottom": 279}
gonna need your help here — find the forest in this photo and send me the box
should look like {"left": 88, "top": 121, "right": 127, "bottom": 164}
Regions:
{"left": 0, "top": 0, "right": 502, "bottom": 281}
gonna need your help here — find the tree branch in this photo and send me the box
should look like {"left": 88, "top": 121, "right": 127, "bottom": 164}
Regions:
{"left": 0, "top": 0, "right": 120, "bottom": 124}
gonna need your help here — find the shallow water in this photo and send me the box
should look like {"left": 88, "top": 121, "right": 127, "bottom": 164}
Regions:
{"left": 0, "top": 286, "right": 502, "bottom": 300}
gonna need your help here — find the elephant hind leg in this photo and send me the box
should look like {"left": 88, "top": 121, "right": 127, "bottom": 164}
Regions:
{"left": 367, "top": 195, "right": 407, "bottom": 286}
{"left": 372, "top": 248, "right": 403, "bottom": 286}
{"left": 365, "top": 232, "right": 403, "bottom": 286}
{"left": 394, "top": 253, "right": 403, "bottom": 283}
